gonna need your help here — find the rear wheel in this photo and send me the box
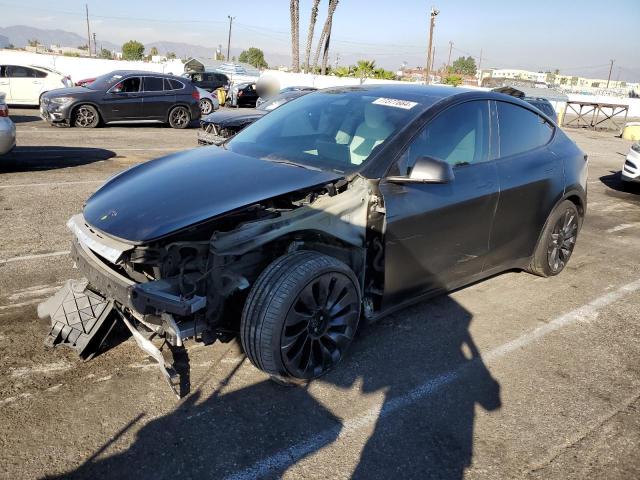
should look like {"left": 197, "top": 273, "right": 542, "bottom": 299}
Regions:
{"left": 527, "top": 200, "right": 581, "bottom": 277}
{"left": 168, "top": 106, "right": 190, "bottom": 129}
{"left": 199, "top": 98, "right": 213, "bottom": 115}
{"left": 73, "top": 104, "right": 100, "bottom": 128}
{"left": 241, "top": 251, "right": 361, "bottom": 382}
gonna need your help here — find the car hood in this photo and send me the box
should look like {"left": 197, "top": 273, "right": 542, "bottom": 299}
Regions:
{"left": 83, "top": 147, "right": 342, "bottom": 243}
{"left": 43, "top": 86, "right": 93, "bottom": 98}
{"left": 202, "top": 108, "right": 266, "bottom": 127}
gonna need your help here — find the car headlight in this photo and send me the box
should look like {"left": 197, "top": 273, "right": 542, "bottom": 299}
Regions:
{"left": 632, "top": 143, "right": 640, "bottom": 154}
{"left": 49, "top": 97, "right": 74, "bottom": 105}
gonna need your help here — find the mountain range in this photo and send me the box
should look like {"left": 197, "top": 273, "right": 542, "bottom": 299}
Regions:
{"left": 0, "top": 25, "right": 290, "bottom": 65}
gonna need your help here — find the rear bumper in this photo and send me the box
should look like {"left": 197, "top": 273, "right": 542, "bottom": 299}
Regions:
{"left": 0, "top": 120, "right": 16, "bottom": 155}
{"left": 621, "top": 151, "right": 640, "bottom": 182}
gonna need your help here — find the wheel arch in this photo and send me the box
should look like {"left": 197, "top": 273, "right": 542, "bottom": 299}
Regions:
{"left": 70, "top": 102, "right": 104, "bottom": 122}
{"left": 166, "top": 102, "right": 193, "bottom": 122}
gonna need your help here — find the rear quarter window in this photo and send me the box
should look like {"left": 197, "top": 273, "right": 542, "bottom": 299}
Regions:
{"left": 497, "top": 101, "right": 554, "bottom": 157}
{"left": 168, "top": 79, "right": 185, "bottom": 90}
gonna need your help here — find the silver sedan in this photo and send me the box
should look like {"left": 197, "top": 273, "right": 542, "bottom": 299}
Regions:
{"left": 0, "top": 93, "right": 16, "bottom": 155}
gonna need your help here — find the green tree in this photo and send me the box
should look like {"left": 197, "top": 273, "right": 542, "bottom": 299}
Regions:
{"left": 451, "top": 56, "right": 476, "bottom": 76}
{"left": 443, "top": 74, "right": 463, "bottom": 86}
{"left": 332, "top": 65, "right": 352, "bottom": 77}
{"left": 27, "top": 39, "right": 40, "bottom": 47}
{"left": 238, "top": 47, "right": 268, "bottom": 68}
{"left": 99, "top": 48, "right": 113, "bottom": 59}
{"left": 149, "top": 46, "right": 159, "bottom": 56}
{"left": 166, "top": 51, "right": 177, "bottom": 60}
{"left": 354, "top": 59, "right": 376, "bottom": 79}
{"left": 373, "top": 67, "right": 396, "bottom": 80}
{"left": 77, "top": 44, "right": 88, "bottom": 50}
{"left": 122, "top": 40, "right": 145, "bottom": 60}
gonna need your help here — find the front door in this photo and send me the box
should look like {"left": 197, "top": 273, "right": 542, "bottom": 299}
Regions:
{"left": 101, "top": 76, "right": 143, "bottom": 121}
{"left": 0, "top": 66, "right": 10, "bottom": 100}
{"left": 380, "top": 100, "right": 499, "bottom": 308}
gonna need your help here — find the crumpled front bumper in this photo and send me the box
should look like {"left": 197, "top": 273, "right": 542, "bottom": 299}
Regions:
{"left": 37, "top": 215, "right": 207, "bottom": 397}
{"left": 197, "top": 128, "right": 228, "bottom": 146}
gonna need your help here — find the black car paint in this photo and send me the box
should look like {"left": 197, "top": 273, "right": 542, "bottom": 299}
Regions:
{"left": 83, "top": 146, "right": 342, "bottom": 243}
{"left": 83, "top": 84, "right": 587, "bottom": 314}
{"left": 40, "top": 71, "right": 200, "bottom": 125}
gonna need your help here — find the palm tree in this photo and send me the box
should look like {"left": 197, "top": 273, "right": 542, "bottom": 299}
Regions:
{"left": 312, "top": 0, "right": 339, "bottom": 74}
{"left": 354, "top": 59, "right": 376, "bottom": 79}
{"left": 321, "top": 0, "right": 339, "bottom": 75}
{"left": 303, "top": 0, "right": 321, "bottom": 74}
{"left": 290, "top": 0, "right": 300, "bottom": 72}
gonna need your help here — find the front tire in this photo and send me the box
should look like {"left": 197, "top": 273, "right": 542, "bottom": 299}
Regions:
{"left": 168, "top": 106, "right": 191, "bottom": 129}
{"left": 73, "top": 104, "right": 100, "bottom": 128}
{"left": 528, "top": 200, "right": 582, "bottom": 277}
{"left": 241, "top": 251, "right": 361, "bottom": 382}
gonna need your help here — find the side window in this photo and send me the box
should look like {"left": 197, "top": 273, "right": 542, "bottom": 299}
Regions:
{"left": 497, "top": 102, "right": 554, "bottom": 157}
{"left": 169, "top": 79, "right": 184, "bottom": 90}
{"left": 33, "top": 69, "right": 47, "bottom": 78}
{"left": 143, "top": 77, "right": 164, "bottom": 92}
{"left": 7, "top": 66, "right": 33, "bottom": 78}
{"left": 0, "top": 66, "right": 5, "bottom": 77}
{"left": 112, "top": 77, "right": 141, "bottom": 93}
{"left": 396, "top": 100, "right": 490, "bottom": 175}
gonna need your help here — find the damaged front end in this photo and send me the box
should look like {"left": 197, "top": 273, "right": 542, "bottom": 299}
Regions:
{"left": 38, "top": 176, "right": 376, "bottom": 397}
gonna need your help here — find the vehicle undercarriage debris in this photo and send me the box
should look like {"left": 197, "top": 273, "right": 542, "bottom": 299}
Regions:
{"left": 38, "top": 176, "right": 380, "bottom": 396}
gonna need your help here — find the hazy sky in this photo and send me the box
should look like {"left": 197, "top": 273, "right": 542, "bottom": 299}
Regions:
{"left": 1, "top": 0, "right": 638, "bottom": 81}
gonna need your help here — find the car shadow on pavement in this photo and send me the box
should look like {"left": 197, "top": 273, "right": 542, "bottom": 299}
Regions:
{"left": 600, "top": 171, "right": 640, "bottom": 195}
{"left": 54, "top": 294, "right": 501, "bottom": 480}
{"left": 8, "top": 112, "right": 41, "bottom": 124}
{"left": 0, "top": 146, "right": 116, "bottom": 173}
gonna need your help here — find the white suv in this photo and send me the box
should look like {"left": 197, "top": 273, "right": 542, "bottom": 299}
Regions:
{"left": 0, "top": 64, "right": 73, "bottom": 106}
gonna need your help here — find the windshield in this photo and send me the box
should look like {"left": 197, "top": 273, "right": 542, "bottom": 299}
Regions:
{"left": 226, "top": 89, "right": 424, "bottom": 173}
{"left": 86, "top": 72, "right": 127, "bottom": 90}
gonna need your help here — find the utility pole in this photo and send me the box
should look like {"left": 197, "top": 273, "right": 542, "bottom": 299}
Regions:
{"left": 425, "top": 6, "right": 439, "bottom": 84}
{"left": 226, "top": 16, "right": 235, "bottom": 62}
{"left": 85, "top": 4, "right": 91, "bottom": 56}
{"left": 606, "top": 59, "right": 614, "bottom": 88}
{"left": 429, "top": 45, "right": 435, "bottom": 76}
{"left": 446, "top": 41, "right": 453, "bottom": 69}
{"left": 93, "top": 32, "right": 97, "bottom": 57}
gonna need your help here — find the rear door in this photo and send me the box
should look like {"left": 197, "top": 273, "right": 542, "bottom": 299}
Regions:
{"left": 485, "top": 100, "right": 563, "bottom": 269}
{"left": 141, "top": 76, "right": 175, "bottom": 120}
{"left": 380, "top": 100, "right": 500, "bottom": 307}
{"left": 7, "top": 65, "right": 42, "bottom": 104}
{"left": 102, "top": 76, "right": 143, "bottom": 120}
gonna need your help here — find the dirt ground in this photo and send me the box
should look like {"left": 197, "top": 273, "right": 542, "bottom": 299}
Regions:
{"left": 1, "top": 108, "right": 639, "bottom": 480}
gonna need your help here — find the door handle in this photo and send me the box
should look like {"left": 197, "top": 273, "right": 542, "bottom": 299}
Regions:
{"left": 0, "top": 81, "right": 8, "bottom": 85}
{"left": 33, "top": 80, "right": 42, "bottom": 84}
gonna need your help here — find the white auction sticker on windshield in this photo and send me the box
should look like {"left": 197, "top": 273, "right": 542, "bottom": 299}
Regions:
{"left": 372, "top": 97, "right": 418, "bottom": 109}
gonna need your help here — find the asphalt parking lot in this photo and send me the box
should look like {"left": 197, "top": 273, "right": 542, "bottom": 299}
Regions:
{"left": 1, "top": 108, "right": 639, "bottom": 480}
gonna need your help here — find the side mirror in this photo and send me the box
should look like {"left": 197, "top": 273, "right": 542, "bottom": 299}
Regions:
{"left": 387, "top": 156, "right": 455, "bottom": 184}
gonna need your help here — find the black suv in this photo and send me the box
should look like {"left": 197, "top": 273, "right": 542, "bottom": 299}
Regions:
{"left": 40, "top": 70, "right": 201, "bottom": 129}
{"left": 184, "top": 71, "right": 230, "bottom": 92}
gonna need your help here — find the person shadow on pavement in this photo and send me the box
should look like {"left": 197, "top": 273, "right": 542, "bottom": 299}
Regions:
{"left": 52, "top": 295, "right": 500, "bottom": 480}
{"left": 332, "top": 294, "right": 503, "bottom": 480}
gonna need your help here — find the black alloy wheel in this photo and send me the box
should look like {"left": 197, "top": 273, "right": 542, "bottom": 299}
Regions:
{"left": 169, "top": 106, "right": 190, "bottom": 129}
{"left": 281, "top": 269, "right": 360, "bottom": 378}
{"left": 241, "top": 251, "right": 361, "bottom": 382}
{"left": 73, "top": 105, "right": 100, "bottom": 128}
{"left": 547, "top": 208, "right": 578, "bottom": 273}
{"left": 527, "top": 200, "right": 581, "bottom": 277}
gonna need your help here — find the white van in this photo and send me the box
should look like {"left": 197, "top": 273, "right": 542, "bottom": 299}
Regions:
{"left": 0, "top": 64, "right": 73, "bottom": 105}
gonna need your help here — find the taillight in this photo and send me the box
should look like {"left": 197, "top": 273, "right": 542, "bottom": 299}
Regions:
{"left": 0, "top": 105, "right": 8, "bottom": 117}
{"left": 192, "top": 89, "right": 200, "bottom": 101}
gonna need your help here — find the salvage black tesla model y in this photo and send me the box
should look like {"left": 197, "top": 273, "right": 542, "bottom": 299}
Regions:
{"left": 39, "top": 85, "right": 587, "bottom": 395}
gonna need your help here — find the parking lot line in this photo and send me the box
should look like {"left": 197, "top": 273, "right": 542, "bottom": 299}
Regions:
{"left": 0, "top": 180, "right": 103, "bottom": 189}
{"left": 0, "top": 251, "right": 70, "bottom": 264}
{"left": 225, "top": 277, "right": 640, "bottom": 480}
